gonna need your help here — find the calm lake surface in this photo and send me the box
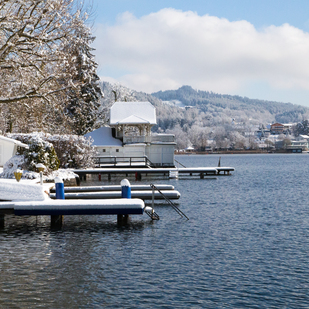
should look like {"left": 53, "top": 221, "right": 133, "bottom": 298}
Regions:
{"left": 1, "top": 154, "right": 309, "bottom": 308}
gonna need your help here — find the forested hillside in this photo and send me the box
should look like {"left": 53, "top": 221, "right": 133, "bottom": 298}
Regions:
{"left": 152, "top": 86, "right": 309, "bottom": 125}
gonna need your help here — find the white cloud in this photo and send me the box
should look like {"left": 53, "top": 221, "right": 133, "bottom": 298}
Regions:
{"left": 93, "top": 8, "right": 309, "bottom": 104}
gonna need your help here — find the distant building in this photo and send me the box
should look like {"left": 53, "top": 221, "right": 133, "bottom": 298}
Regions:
{"left": 270, "top": 123, "right": 284, "bottom": 134}
{"left": 270, "top": 123, "right": 293, "bottom": 135}
{"left": 288, "top": 140, "right": 309, "bottom": 151}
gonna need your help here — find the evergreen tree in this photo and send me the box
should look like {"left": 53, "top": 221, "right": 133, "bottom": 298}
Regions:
{"left": 64, "top": 19, "right": 103, "bottom": 135}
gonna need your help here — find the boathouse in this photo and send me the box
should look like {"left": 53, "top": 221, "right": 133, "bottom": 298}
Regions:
{"left": 0, "top": 135, "right": 29, "bottom": 167}
{"left": 85, "top": 102, "right": 176, "bottom": 167}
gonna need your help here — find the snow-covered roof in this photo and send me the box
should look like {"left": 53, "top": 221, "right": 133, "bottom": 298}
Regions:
{"left": 300, "top": 134, "right": 309, "bottom": 139}
{"left": 0, "top": 135, "right": 28, "bottom": 148}
{"left": 85, "top": 127, "right": 122, "bottom": 147}
{"left": 110, "top": 102, "right": 156, "bottom": 125}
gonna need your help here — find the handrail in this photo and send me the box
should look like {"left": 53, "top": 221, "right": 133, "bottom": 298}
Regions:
{"left": 150, "top": 183, "right": 189, "bottom": 220}
{"left": 95, "top": 156, "right": 156, "bottom": 167}
{"left": 174, "top": 159, "right": 186, "bottom": 168}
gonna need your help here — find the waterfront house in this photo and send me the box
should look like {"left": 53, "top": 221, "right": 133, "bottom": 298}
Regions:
{"left": 0, "top": 135, "right": 29, "bottom": 167}
{"left": 85, "top": 102, "right": 176, "bottom": 167}
{"left": 287, "top": 140, "right": 309, "bottom": 152}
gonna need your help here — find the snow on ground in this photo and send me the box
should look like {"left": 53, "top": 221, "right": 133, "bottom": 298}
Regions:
{"left": 0, "top": 153, "right": 79, "bottom": 202}
{"left": 0, "top": 179, "right": 51, "bottom": 202}
{"left": 0, "top": 168, "right": 78, "bottom": 202}
{"left": 0, "top": 155, "right": 78, "bottom": 182}
{"left": 45, "top": 169, "right": 79, "bottom": 182}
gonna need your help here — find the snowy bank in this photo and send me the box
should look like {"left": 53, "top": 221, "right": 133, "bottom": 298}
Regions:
{"left": 0, "top": 154, "right": 78, "bottom": 184}
{"left": 0, "top": 179, "right": 51, "bottom": 202}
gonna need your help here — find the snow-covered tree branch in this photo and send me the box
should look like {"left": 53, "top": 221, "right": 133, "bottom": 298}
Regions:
{"left": 0, "top": 0, "right": 102, "bottom": 134}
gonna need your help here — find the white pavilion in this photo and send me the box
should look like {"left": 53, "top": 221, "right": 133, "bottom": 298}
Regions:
{"left": 85, "top": 101, "right": 176, "bottom": 167}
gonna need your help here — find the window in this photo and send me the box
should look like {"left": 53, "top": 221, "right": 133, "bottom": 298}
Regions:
{"left": 116, "top": 149, "right": 119, "bottom": 152}
{"left": 102, "top": 149, "right": 106, "bottom": 152}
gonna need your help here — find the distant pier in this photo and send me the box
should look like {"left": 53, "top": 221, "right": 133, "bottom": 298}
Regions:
{"left": 73, "top": 166, "right": 235, "bottom": 181}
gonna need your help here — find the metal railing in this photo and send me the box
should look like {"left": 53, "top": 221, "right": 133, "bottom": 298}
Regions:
{"left": 95, "top": 156, "right": 155, "bottom": 167}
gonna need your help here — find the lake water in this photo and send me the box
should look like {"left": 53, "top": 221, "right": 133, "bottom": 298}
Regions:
{"left": 1, "top": 154, "right": 309, "bottom": 308}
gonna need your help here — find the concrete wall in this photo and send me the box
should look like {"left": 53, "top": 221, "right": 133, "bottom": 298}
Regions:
{"left": 146, "top": 144, "right": 175, "bottom": 166}
{"left": 95, "top": 143, "right": 175, "bottom": 167}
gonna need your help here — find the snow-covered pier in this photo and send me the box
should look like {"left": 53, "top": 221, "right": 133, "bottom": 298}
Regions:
{"left": 49, "top": 184, "right": 175, "bottom": 193}
{"left": 0, "top": 199, "right": 148, "bottom": 227}
{"left": 73, "top": 166, "right": 235, "bottom": 181}
{"left": 49, "top": 184, "right": 180, "bottom": 200}
{"left": 0, "top": 180, "right": 157, "bottom": 228}
{"left": 49, "top": 190, "right": 180, "bottom": 200}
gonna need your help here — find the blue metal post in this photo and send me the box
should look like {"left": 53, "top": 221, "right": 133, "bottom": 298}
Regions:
{"left": 55, "top": 177, "right": 65, "bottom": 200}
{"left": 53, "top": 177, "right": 64, "bottom": 228}
{"left": 119, "top": 179, "right": 131, "bottom": 226}
{"left": 121, "top": 179, "right": 131, "bottom": 199}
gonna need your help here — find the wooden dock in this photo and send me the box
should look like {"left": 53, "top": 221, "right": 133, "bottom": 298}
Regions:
{"left": 73, "top": 166, "right": 235, "bottom": 181}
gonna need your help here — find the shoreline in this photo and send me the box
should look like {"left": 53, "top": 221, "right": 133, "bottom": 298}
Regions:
{"left": 175, "top": 150, "right": 306, "bottom": 155}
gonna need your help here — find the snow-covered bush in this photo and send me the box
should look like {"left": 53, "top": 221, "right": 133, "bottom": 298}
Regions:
{"left": 46, "top": 134, "right": 95, "bottom": 168}
{"left": 7, "top": 133, "right": 60, "bottom": 172}
{"left": 24, "top": 138, "right": 59, "bottom": 172}
{"left": 1, "top": 155, "right": 38, "bottom": 179}
{"left": 7, "top": 132, "right": 95, "bottom": 169}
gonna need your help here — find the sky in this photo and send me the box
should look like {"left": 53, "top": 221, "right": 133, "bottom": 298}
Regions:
{"left": 88, "top": 0, "right": 309, "bottom": 107}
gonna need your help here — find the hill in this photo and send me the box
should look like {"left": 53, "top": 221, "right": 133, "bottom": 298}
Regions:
{"left": 151, "top": 85, "right": 309, "bottom": 124}
{"left": 99, "top": 82, "right": 309, "bottom": 149}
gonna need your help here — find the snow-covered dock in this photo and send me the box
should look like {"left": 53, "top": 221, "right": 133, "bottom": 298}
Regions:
{"left": 49, "top": 184, "right": 175, "bottom": 193}
{"left": 73, "top": 166, "right": 235, "bottom": 180}
{"left": 49, "top": 190, "right": 180, "bottom": 200}
{"left": 49, "top": 184, "right": 180, "bottom": 200}
{"left": 0, "top": 198, "right": 151, "bottom": 227}
{"left": 13, "top": 199, "right": 145, "bottom": 216}
{"left": 0, "top": 180, "right": 157, "bottom": 228}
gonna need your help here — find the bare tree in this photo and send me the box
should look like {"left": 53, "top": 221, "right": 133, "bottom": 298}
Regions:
{"left": 0, "top": 0, "right": 101, "bottom": 133}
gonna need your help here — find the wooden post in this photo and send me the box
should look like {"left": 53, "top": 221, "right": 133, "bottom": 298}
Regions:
{"left": 200, "top": 173, "right": 204, "bottom": 179}
{"left": 0, "top": 214, "right": 4, "bottom": 229}
{"left": 51, "top": 215, "right": 63, "bottom": 228}
{"left": 135, "top": 173, "right": 141, "bottom": 181}
{"left": 117, "top": 214, "right": 129, "bottom": 226}
{"left": 117, "top": 214, "right": 122, "bottom": 225}
{"left": 108, "top": 173, "right": 111, "bottom": 181}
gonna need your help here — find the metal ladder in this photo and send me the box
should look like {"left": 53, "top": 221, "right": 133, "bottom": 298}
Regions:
{"left": 174, "top": 159, "right": 186, "bottom": 168}
{"left": 150, "top": 183, "right": 189, "bottom": 220}
{"left": 144, "top": 208, "right": 160, "bottom": 220}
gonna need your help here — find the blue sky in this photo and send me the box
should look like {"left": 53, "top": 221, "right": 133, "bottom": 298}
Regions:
{"left": 89, "top": 0, "right": 309, "bottom": 107}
